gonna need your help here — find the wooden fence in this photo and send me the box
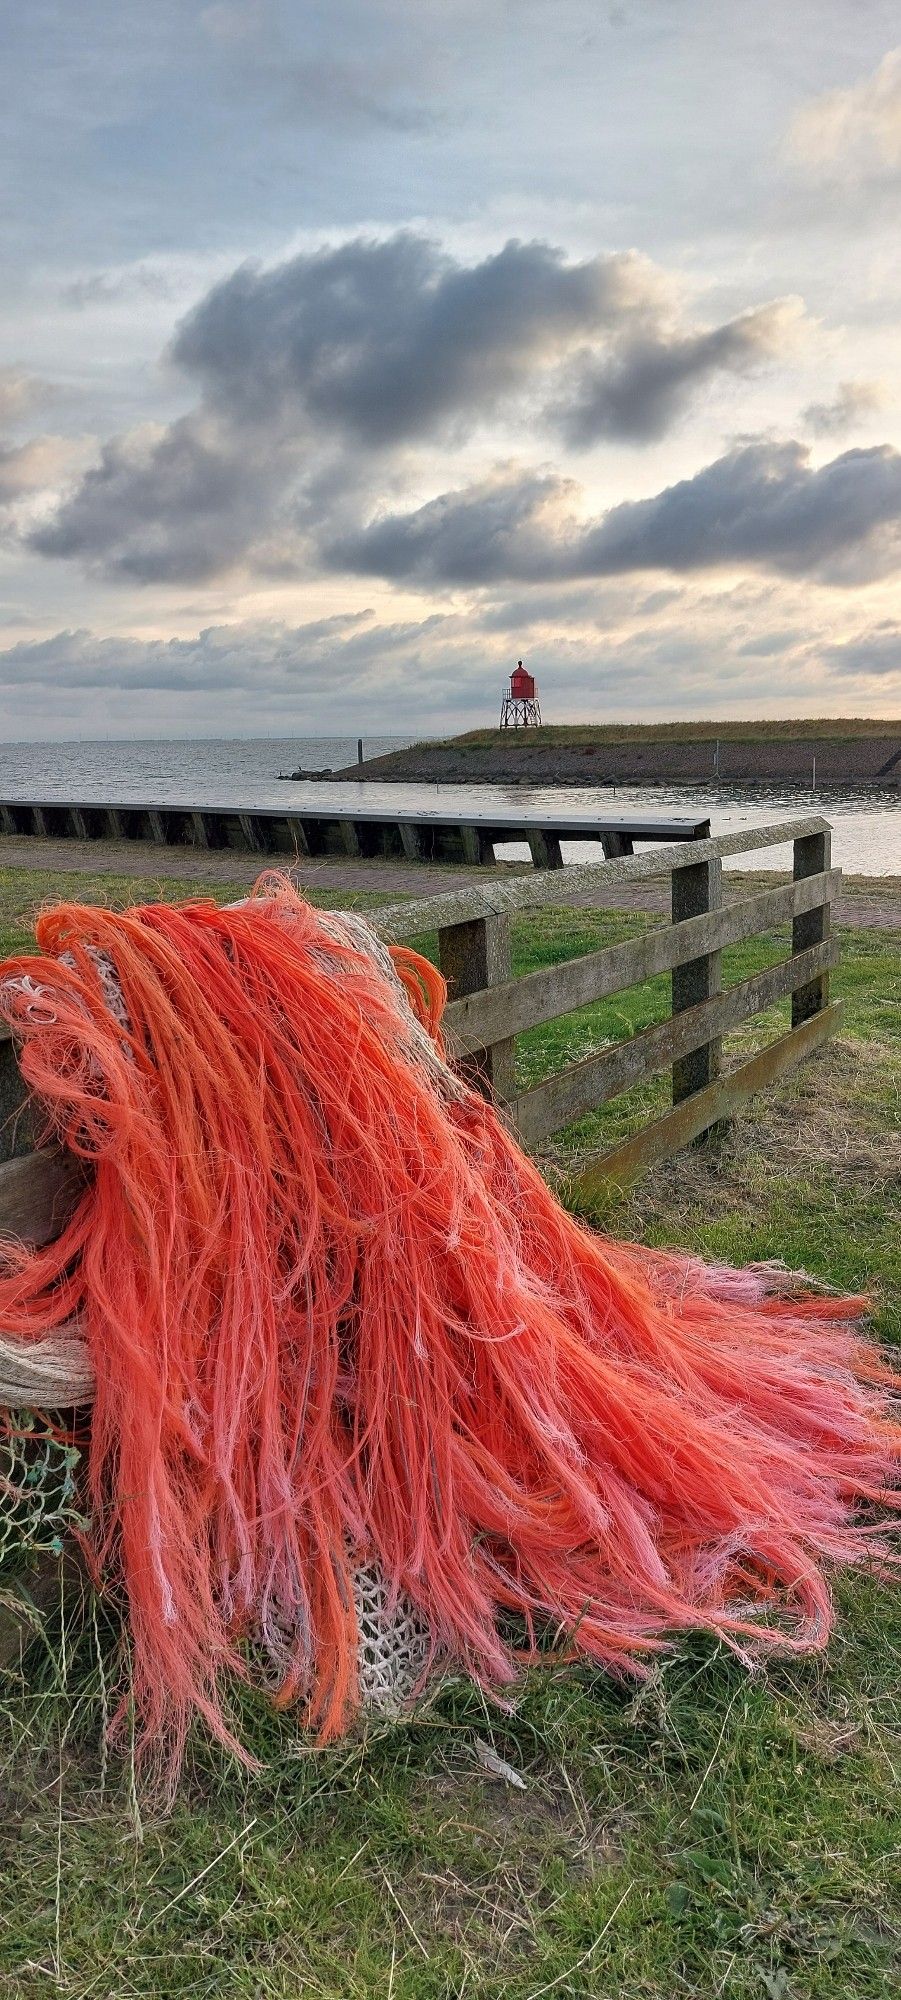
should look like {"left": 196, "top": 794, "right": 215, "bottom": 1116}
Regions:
{"left": 0, "top": 816, "right": 838, "bottom": 1251}
{"left": 372, "top": 813, "right": 840, "bottom": 1196}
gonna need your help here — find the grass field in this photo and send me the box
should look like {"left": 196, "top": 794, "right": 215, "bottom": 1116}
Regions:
{"left": 441, "top": 718, "right": 901, "bottom": 748}
{"left": 1, "top": 865, "right": 899, "bottom": 1998}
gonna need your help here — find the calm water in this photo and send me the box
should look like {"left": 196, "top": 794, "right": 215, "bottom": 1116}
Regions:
{"left": 0, "top": 738, "right": 899, "bottom": 877}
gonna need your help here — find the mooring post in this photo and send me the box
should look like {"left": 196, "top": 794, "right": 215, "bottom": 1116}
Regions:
{"left": 671, "top": 855, "right": 723, "bottom": 1103}
{"left": 439, "top": 913, "right": 515, "bottom": 1099}
{"left": 357, "top": 738, "right": 364, "bottom": 766}
{"left": 792, "top": 828, "right": 831, "bottom": 1025}
{"left": 527, "top": 830, "right": 564, "bottom": 870}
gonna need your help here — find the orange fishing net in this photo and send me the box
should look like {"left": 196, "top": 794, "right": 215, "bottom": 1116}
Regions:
{"left": 0, "top": 876, "right": 897, "bottom": 1779}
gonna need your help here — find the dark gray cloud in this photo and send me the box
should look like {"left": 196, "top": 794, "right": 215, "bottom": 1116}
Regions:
{"left": 558, "top": 301, "right": 798, "bottom": 445}
{"left": 327, "top": 469, "right": 572, "bottom": 586}
{"left": 802, "top": 378, "right": 888, "bottom": 437}
{"left": 330, "top": 440, "right": 901, "bottom": 586}
{"left": 170, "top": 234, "right": 647, "bottom": 444}
{"left": 30, "top": 230, "right": 881, "bottom": 592}
{"left": 30, "top": 414, "right": 294, "bottom": 582}
{"left": 33, "top": 234, "right": 669, "bottom": 581}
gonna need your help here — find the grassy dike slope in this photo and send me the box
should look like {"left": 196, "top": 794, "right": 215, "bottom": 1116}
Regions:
{"left": 0, "top": 864, "right": 899, "bottom": 1999}
{"left": 343, "top": 717, "right": 901, "bottom": 786}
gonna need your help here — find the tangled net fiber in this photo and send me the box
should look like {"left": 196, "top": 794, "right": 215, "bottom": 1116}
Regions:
{"left": 0, "top": 875, "right": 898, "bottom": 1780}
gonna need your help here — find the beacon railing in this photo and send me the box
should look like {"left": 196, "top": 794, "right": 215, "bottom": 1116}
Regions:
{"left": 0, "top": 817, "right": 838, "bottom": 1246}
{"left": 371, "top": 815, "right": 839, "bottom": 1195}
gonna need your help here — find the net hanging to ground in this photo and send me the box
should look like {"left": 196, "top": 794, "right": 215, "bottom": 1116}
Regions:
{"left": 0, "top": 875, "right": 897, "bottom": 1786}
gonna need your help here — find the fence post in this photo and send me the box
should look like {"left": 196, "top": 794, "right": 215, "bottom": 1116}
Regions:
{"left": 439, "top": 913, "right": 515, "bottom": 1099}
{"left": 792, "top": 829, "right": 831, "bottom": 1025}
{"left": 671, "top": 854, "right": 723, "bottom": 1103}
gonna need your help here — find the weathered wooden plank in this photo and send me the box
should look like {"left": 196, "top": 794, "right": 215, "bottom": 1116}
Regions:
{"left": 671, "top": 854, "right": 722, "bottom": 1103}
{"left": 399, "top": 823, "right": 422, "bottom": 861}
{"left": 793, "top": 829, "right": 831, "bottom": 1026}
{"left": 571, "top": 1003, "right": 843, "bottom": 1197}
{"left": 527, "top": 830, "right": 564, "bottom": 869}
{"left": 0, "top": 1147, "right": 88, "bottom": 1246}
{"left": 443, "top": 870, "right": 839, "bottom": 1054}
{"left": 372, "top": 817, "right": 833, "bottom": 940}
{"left": 338, "top": 820, "right": 361, "bottom": 858}
{"left": 287, "top": 818, "right": 311, "bottom": 858}
{"left": 238, "top": 812, "right": 265, "bottom": 853}
{"left": 509, "top": 939, "right": 838, "bottom": 1145}
{"left": 147, "top": 809, "right": 166, "bottom": 844}
{"left": 439, "top": 914, "right": 515, "bottom": 1098}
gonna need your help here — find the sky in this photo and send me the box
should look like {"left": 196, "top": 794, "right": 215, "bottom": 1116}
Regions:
{"left": 1, "top": 1, "right": 900, "bottom": 738}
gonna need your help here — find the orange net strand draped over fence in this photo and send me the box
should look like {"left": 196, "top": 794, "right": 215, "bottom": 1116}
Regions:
{"left": 0, "top": 875, "right": 898, "bottom": 1778}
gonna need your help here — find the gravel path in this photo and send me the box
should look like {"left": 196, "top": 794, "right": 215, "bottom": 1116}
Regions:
{"left": 2, "top": 835, "right": 900, "bottom": 929}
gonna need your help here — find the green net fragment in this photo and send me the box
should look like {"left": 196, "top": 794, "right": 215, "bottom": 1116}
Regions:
{"left": 0, "top": 1412, "right": 86, "bottom": 1570}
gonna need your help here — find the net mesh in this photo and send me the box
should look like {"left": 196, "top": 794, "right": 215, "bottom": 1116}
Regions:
{"left": 0, "top": 1413, "right": 86, "bottom": 1569}
{"left": 0, "top": 1416, "right": 434, "bottom": 1712}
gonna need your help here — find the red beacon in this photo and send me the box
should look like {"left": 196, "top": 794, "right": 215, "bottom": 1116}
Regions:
{"left": 499, "top": 659, "right": 542, "bottom": 728}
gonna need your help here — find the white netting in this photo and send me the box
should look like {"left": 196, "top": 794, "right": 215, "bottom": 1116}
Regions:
{"left": 352, "top": 1564, "right": 434, "bottom": 1713}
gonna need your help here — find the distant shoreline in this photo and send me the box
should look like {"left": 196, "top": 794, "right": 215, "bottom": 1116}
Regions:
{"left": 315, "top": 722, "right": 901, "bottom": 790}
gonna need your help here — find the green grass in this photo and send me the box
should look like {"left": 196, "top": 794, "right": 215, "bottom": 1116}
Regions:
{"left": 1, "top": 868, "right": 900, "bottom": 1997}
{"left": 435, "top": 717, "right": 901, "bottom": 748}
{"left": 0, "top": 865, "right": 391, "bottom": 961}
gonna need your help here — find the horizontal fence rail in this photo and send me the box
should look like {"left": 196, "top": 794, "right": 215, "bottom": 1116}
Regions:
{"left": 375, "top": 816, "right": 840, "bottom": 1191}
{"left": 0, "top": 820, "right": 839, "bottom": 1251}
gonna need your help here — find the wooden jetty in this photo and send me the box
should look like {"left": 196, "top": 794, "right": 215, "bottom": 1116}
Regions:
{"left": 0, "top": 798, "right": 711, "bottom": 867}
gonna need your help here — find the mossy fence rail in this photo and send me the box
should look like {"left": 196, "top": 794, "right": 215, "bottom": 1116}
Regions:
{"left": 0, "top": 815, "right": 837, "bottom": 1255}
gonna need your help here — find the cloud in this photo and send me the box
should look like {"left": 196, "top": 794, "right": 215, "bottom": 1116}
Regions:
{"left": 802, "top": 378, "right": 889, "bottom": 437}
{"left": 556, "top": 300, "right": 801, "bottom": 446}
{"left": 821, "top": 623, "right": 901, "bottom": 678}
{"left": 330, "top": 440, "right": 901, "bottom": 587}
{"left": 30, "top": 414, "right": 296, "bottom": 583}
{"left": 0, "top": 435, "right": 89, "bottom": 507}
{"left": 0, "top": 612, "right": 382, "bottom": 694}
{"left": 786, "top": 47, "right": 901, "bottom": 182}
{"left": 327, "top": 467, "right": 576, "bottom": 586}
{"left": 30, "top": 231, "right": 817, "bottom": 585}
{"left": 0, "top": 369, "right": 56, "bottom": 429}
{"left": 4, "top": 587, "right": 899, "bottom": 744}
{"left": 170, "top": 234, "right": 657, "bottom": 445}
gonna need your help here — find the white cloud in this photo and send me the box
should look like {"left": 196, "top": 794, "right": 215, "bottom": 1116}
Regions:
{"left": 786, "top": 47, "right": 901, "bottom": 182}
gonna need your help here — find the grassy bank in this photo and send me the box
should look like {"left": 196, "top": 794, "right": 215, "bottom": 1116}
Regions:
{"left": 1, "top": 865, "right": 899, "bottom": 1998}
{"left": 442, "top": 718, "right": 901, "bottom": 748}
